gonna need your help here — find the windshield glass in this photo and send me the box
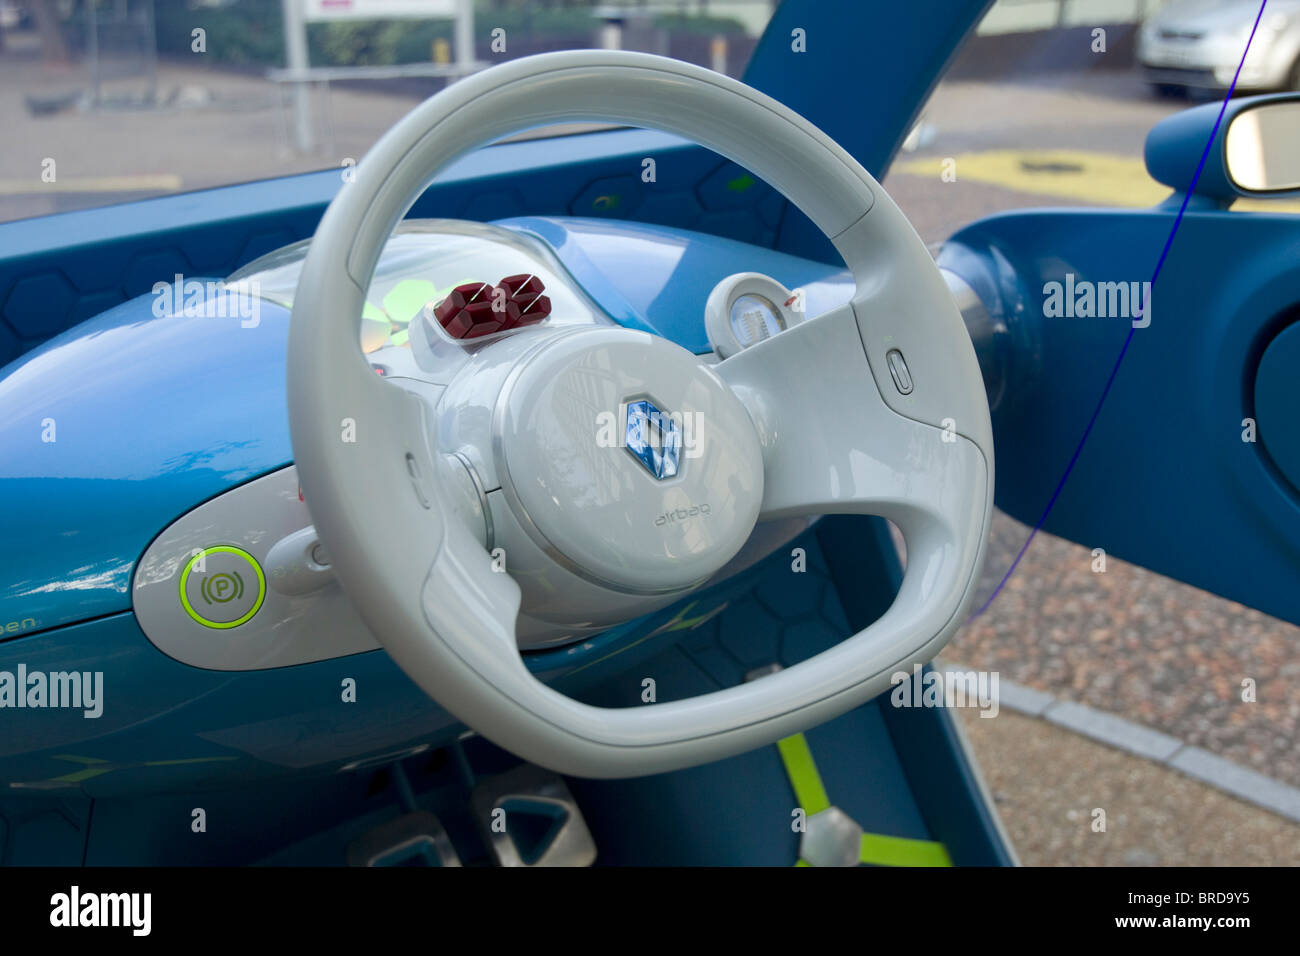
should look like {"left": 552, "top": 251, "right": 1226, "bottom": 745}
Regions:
{"left": 0, "top": 0, "right": 774, "bottom": 225}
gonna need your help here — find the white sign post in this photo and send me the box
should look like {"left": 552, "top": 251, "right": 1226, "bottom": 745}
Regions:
{"left": 281, "top": 0, "right": 476, "bottom": 152}
{"left": 282, "top": 0, "right": 313, "bottom": 152}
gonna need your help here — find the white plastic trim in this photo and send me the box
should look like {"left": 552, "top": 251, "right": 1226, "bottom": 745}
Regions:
{"left": 704, "top": 272, "right": 806, "bottom": 359}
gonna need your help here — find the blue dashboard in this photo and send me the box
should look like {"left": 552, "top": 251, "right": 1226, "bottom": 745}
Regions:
{"left": 0, "top": 216, "right": 853, "bottom": 793}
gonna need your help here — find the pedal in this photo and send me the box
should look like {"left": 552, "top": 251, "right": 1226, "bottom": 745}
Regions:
{"left": 346, "top": 810, "right": 462, "bottom": 867}
{"left": 801, "top": 806, "right": 865, "bottom": 867}
{"left": 470, "top": 764, "right": 597, "bottom": 867}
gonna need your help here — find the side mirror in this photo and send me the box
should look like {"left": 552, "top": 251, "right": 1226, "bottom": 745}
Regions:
{"left": 1225, "top": 100, "right": 1300, "bottom": 193}
{"left": 1145, "top": 93, "right": 1300, "bottom": 206}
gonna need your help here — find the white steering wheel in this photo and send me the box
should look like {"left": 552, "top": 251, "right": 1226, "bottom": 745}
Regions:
{"left": 287, "top": 51, "right": 993, "bottom": 779}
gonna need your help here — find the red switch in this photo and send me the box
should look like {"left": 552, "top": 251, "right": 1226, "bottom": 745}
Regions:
{"left": 497, "top": 274, "right": 551, "bottom": 329}
{"left": 433, "top": 282, "right": 505, "bottom": 339}
{"left": 432, "top": 276, "right": 552, "bottom": 340}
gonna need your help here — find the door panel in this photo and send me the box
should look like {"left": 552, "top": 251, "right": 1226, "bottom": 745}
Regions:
{"left": 941, "top": 208, "right": 1300, "bottom": 627}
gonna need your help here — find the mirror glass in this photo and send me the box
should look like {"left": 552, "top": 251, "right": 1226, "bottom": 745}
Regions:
{"left": 1225, "top": 101, "right": 1300, "bottom": 193}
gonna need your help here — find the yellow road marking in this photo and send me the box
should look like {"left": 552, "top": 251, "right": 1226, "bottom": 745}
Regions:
{"left": 0, "top": 174, "right": 183, "bottom": 194}
{"left": 892, "top": 149, "right": 1300, "bottom": 214}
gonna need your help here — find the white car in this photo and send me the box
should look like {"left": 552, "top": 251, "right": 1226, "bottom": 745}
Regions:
{"left": 1138, "top": 0, "right": 1300, "bottom": 94}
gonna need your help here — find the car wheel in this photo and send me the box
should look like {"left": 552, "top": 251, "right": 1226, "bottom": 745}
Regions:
{"left": 1150, "top": 82, "right": 1184, "bottom": 99}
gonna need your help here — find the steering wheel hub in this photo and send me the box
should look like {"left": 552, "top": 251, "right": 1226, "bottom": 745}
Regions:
{"left": 493, "top": 328, "right": 763, "bottom": 594}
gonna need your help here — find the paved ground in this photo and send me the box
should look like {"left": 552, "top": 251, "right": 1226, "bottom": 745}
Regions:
{"left": 958, "top": 708, "right": 1300, "bottom": 866}
{"left": 3, "top": 33, "right": 1299, "bottom": 863}
{"left": 0, "top": 33, "right": 429, "bottom": 223}
{"left": 953, "top": 511, "right": 1300, "bottom": 790}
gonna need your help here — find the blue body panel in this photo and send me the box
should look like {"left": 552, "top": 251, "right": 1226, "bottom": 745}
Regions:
{"left": 501, "top": 216, "right": 852, "bottom": 354}
{"left": 0, "top": 296, "right": 295, "bottom": 636}
{"left": 0, "top": 579, "right": 733, "bottom": 797}
{"left": 0, "top": 522, "right": 1010, "bottom": 866}
{"left": 0, "top": 218, "right": 850, "bottom": 636}
{"left": 942, "top": 208, "right": 1300, "bottom": 627}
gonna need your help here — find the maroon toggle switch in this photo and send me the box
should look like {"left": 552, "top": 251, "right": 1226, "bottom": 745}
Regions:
{"left": 433, "top": 281, "right": 505, "bottom": 339}
{"left": 499, "top": 273, "right": 544, "bottom": 298}
{"left": 432, "top": 276, "right": 553, "bottom": 340}
{"left": 513, "top": 293, "right": 551, "bottom": 326}
{"left": 497, "top": 273, "right": 551, "bottom": 329}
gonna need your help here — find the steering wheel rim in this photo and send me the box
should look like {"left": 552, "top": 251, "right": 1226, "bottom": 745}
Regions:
{"left": 287, "top": 51, "right": 993, "bottom": 779}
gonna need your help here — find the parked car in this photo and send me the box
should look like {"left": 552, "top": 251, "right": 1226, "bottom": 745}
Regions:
{"left": 1138, "top": 0, "right": 1300, "bottom": 95}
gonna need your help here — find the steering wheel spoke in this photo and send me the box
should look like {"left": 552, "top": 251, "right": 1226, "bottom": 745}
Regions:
{"left": 717, "top": 302, "right": 988, "bottom": 548}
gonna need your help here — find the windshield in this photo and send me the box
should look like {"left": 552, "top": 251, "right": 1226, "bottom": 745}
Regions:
{"left": 0, "top": 0, "right": 774, "bottom": 225}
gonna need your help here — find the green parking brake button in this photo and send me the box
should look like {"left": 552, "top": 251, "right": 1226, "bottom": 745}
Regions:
{"left": 179, "top": 546, "right": 266, "bottom": 629}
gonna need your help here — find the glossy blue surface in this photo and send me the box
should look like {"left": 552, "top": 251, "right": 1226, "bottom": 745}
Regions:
{"left": 941, "top": 206, "right": 1300, "bottom": 627}
{"left": 1144, "top": 99, "right": 1240, "bottom": 206}
{"left": 0, "top": 218, "right": 851, "bottom": 636}
{"left": 0, "top": 522, "right": 1009, "bottom": 866}
{"left": 503, "top": 216, "right": 853, "bottom": 354}
{"left": 0, "top": 295, "right": 294, "bottom": 636}
{"left": 0, "top": 581, "right": 736, "bottom": 795}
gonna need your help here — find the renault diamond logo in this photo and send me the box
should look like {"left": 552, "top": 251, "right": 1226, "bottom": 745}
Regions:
{"left": 624, "top": 399, "right": 681, "bottom": 480}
